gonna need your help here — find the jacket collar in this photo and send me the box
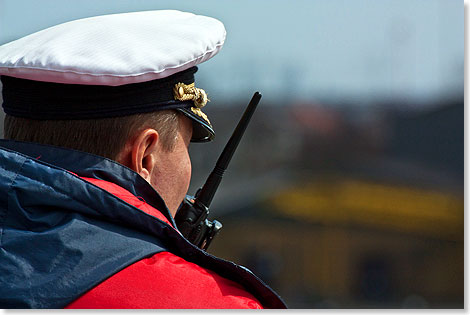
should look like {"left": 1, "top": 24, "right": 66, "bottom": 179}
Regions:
{"left": 0, "top": 139, "right": 176, "bottom": 228}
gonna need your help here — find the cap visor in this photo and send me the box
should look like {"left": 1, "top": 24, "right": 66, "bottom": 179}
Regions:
{"left": 176, "top": 107, "right": 215, "bottom": 142}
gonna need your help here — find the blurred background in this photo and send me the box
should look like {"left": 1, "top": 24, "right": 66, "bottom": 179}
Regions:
{"left": 0, "top": 0, "right": 464, "bottom": 308}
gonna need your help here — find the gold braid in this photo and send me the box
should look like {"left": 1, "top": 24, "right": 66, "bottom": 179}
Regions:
{"left": 173, "top": 82, "right": 209, "bottom": 108}
{"left": 173, "top": 82, "right": 211, "bottom": 125}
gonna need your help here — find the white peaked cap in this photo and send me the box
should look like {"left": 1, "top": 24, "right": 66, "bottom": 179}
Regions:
{"left": 0, "top": 10, "right": 226, "bottom": 86}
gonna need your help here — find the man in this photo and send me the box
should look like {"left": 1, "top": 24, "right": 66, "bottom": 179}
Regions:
{"left": 0, "top": 10, "right": 286, "bottom": 308}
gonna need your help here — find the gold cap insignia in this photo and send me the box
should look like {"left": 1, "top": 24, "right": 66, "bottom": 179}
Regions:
{"left": 174, "top": 82, "right": 211, "bottom": 125}
{"left": 174, "top": 82, "right": 209, "bottom": 108}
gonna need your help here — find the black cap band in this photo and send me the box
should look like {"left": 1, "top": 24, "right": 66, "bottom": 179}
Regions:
{"left": 1, "top": 67, "right": 198, "bottom": 120}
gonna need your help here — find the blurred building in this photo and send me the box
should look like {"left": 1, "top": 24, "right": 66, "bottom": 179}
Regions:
{"left": 194, "top": 98, "right": 463, "bottom": 308}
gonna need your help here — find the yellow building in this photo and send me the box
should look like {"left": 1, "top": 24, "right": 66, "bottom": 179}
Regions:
{"left": 210, "top": 175, "right": 463, "bottom": 308}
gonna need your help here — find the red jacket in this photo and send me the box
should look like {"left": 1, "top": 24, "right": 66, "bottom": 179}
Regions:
{"left": 66, "top": 177, "right": 263, "bottom": 309}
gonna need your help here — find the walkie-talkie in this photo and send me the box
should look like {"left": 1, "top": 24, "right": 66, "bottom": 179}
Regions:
{"left": 175, "top": 92, "right": 262, "bottom": 251}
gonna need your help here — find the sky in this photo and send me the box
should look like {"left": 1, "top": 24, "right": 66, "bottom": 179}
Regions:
{"left": 0, "top": 0, "right": 464, "bottom": 108}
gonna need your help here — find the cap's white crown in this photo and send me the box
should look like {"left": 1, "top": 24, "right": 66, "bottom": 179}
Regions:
{"left": 0, "top": 10, "right": 226, "bottom": 86}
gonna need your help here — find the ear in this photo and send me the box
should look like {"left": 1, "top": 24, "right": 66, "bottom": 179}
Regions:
{"left": 129, "top": 129, "right": 160, "bottom": 181}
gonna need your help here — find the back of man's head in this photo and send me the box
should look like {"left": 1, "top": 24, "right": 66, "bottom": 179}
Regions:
{"left": 0, "top": 10, "right": 225, "bottom": 162}
{"left": 3, "top": 111, "right": 179, "bottom": 160}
